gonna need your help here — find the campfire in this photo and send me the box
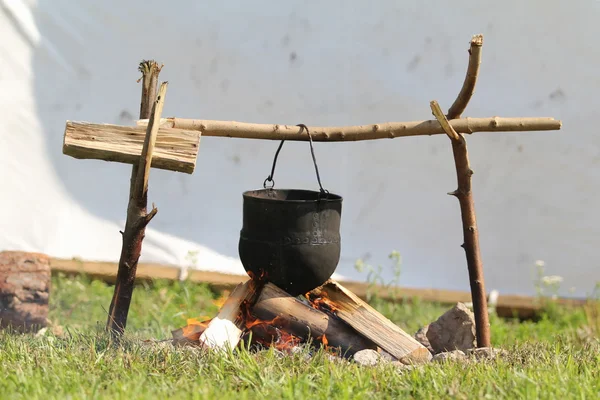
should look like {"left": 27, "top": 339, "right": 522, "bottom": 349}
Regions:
{"left": 172, "top": 274, "right": 432, "bottom": 363}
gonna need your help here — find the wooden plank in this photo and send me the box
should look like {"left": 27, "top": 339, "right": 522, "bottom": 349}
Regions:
{"left": 48, "top": 257, "right": 587, "bottom": 319}
{"left": 63, "top": 121, "right": 200, "bottom": 174}
{"left": 199, "top": 279, "right": 262, "bottom": 350}
{"left": 309, "top": 280, "right": 432, "bottom": 364}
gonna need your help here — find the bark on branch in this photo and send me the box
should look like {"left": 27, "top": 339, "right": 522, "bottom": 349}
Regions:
{"left": 430, "top": 34, "right": 491, "bottom": 348}
{"left": 106, "top": 61, "right": 166, "bottom": 337}
{"left": 447, "top": 34, "right": 483, "bottom": 119}
{"left": 135, "top": 116, "right": 561, "bottom": 141}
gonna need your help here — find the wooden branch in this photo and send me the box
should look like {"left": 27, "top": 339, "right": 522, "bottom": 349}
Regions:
{"left": 447, "top": 34, "right": 483, "bottom": 119}
{"left": 106, "top": 60, "right": 164, "bottom": 337}
{"left": 63, "top": 122, "right": 200, "bottom": 174}
{"left": 199, "top": 279, "right": 263, "bottom": 350}
{"left": 250, "top": 282, "right": 377, "bottom": 357}
{"left": 430, "top": 101, "right": 460, "bottom": 140}
{"left": 308, "top": 280, "right": 432, "bottom": 364}
{"left": 135, "top": 82, "right": 168, "bottom": 199}
{"left": 136, "top": 116, "right": 561, "bottom": 141}
{"left": 432, "top": 34, "right": 491, "bottom": 349}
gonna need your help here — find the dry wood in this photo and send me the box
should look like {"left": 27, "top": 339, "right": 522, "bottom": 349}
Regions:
{"left": 250, "top": 282, "right": 376, "bottom": 356}
{"left": 0, "top": 251, "right": 50, "bottom": 332}
{"left": 447, "top": 34, "right": 483, "bottom": 119}
{"left": 136, "top": 83, "right": 167, "bottom": 198}
{"left": 199, "top": 279, "right": 263, "bottom": 350}
{"left": 431, "top": 33, "right": 491, "bottom": 348}
{"left": 136, "top": 116, "right": 561, "bottom": 141}
{"left": 106, "top": 61, "right": 167, "bottom": 337}
{"left": 63, "top": 121, "right": 200, "bottom": 174}
{"left": 309, "top": 280, "right": 432, "bottom": 364}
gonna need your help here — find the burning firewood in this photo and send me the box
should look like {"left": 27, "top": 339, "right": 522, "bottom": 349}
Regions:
{"left": 172, "top": 317, "right": 212, "bottom": 346}
{"left": 247, "top": 282, "right": 376, "bottom": 356}
{"left": 307, "top": 280, "right": 432, "bottom": 364}
{"left": 173, "top": 278, "right": 430, "bottom": 363}
{"left": 198, "top": 279, "right": 263, "bottom": 350}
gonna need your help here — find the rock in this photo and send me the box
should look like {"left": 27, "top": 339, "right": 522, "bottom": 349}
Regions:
{"left": 426, "top": 302, "right": 476, "bottom": 354}
{"left": 0, "top": 251, "right": 51, "bottom": 332}
{"left": 466, "top": 347, "right": 507, "bottom": 360}
{"left": 352, "top": 349, "right": 382, "bottom": 366}
{"left": 432, "top": 350, "right": 467, "bottom": 363}
{"left": 378, "top": 349, "right": 397, "bottom": 362}
{"left": 414, "top": 325, "right": 434, "bottom": 354}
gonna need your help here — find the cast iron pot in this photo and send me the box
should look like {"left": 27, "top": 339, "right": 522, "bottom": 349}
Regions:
{"left": 238, "top": 125, "right": 343, "bottom": 296}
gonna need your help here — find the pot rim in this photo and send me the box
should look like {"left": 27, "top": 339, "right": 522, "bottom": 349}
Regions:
{"left": 242, "top": 188, "right": 343, "bottom": 203}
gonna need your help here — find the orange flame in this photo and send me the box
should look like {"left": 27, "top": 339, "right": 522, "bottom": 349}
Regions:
{"left": 321, "top": 333, "right": 328, "bottom": 347}
{"left": 247, "top": 269, "right": 268, "bottom": 282}
{"left": 239, "top": 299, "right": 302, "bottom": 352}
{"left": 180, "top": 317, "right": 212, "bottom": 340}
{"left": 305, "top": 291, "right": 338, "bottom": 315}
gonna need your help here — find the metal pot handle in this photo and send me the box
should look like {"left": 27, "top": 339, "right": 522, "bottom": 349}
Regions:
{"left": 263, "top": 124, "right": 328, "bottom": 197}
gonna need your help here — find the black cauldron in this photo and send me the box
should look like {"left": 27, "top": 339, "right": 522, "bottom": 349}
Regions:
{"left": 238, "top": 125, "right": 343, "bottom": 296}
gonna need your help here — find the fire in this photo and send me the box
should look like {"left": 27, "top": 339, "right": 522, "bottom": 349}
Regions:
{"left": 238, "top": 299, "right": 302, "bottom": 352}
{"left": 180, "top": 317, "right": 212, "bottom": 340}
{"left": 247, "top": 268, "right": 268, "bottom": 282}
{"left": 320, "top": 333, "right": 328, "bottom": 347}
{"left": 305, "top": 291, "right": 338, "bottom": 315}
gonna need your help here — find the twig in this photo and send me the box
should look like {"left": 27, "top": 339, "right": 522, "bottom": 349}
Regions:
{"left": 135, "top": 116, "right": 562, "bottom": 142}
{"left": 447, "top": 34, "right": 483, "bottom": 119}
{"left": 431, "top": 34, "right": 491, "bottom": 348}
{"left": 135, "top": 83, "right": 168, "bottom": 200}
{"left": 106, "top": 61, "right": 165, "bottom": 337}
{"left": 430, "top": 101, "right": 460, "bottom": 140}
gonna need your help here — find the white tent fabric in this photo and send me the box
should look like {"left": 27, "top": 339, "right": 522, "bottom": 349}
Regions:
{"left": 1, "top": 0, "right": 599, "bottom": 297}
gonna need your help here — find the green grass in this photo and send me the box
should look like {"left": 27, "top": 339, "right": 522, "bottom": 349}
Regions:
{"left": 1, "top": 273, "right": 599, "bottom": 399}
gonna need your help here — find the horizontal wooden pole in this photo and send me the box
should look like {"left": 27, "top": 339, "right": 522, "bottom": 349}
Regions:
{"left": 49, "top": 257, "right": 587, "bottom": 320}
{"left": 63, "top": 121, "right": 200, "bottom": 174}
{"left": 137, "top": 116, "right": 562, "bottom": 142}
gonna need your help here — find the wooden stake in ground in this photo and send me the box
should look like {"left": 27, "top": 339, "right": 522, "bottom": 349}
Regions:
{"left": 106, "top": 61, "right": 167, "bottom": 336}
{"left": 429, "top": 33, "right": 491, "bottom": 348}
